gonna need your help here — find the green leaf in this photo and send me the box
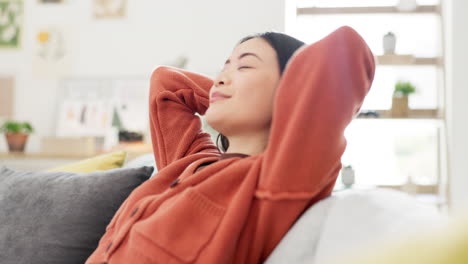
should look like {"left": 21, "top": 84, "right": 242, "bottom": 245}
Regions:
{"left": 394, "top": 81, "right": 416, "bottom": 96}
{"left": 0, "top": 120, "right": 34, "bottom": 134}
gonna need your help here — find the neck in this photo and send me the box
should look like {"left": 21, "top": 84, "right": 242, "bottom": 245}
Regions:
{"left": 224, "top": 130, "right": 270, "bottom": 156}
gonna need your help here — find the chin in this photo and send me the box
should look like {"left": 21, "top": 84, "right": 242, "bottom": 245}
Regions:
{"left": 205, "top": 107, "right": 221, "bottom": 130}
{"left": 205, "top": 106, "right": 232, "bottom": 135}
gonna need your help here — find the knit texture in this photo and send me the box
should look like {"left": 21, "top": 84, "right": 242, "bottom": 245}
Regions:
{"left": 85, "top": 26, "right": 375, "bottom": 264}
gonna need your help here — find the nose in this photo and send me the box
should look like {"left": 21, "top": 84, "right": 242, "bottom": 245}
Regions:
{"left": 214, "top": 70, "right": 231, "bottom": 87}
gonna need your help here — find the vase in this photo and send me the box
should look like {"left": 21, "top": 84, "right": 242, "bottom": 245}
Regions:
{"left": 5, "top": 132, "right": 29, "bottom": 152}
{"left": 383, "top": 32, "right": 396, "bottom": 54}
{"left": 397, "top": 0, "right": 418, "bottom": 12}
{"left": 391, "top": 95, "right": 409, "bottom": 117}
{"left": 341, "top": 166, "right": 355, "bottom": 188}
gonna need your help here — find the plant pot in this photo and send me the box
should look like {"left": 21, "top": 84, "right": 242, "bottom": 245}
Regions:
{"left": 391, "top": 95, "right": 409, "bottom": 117}
{"left": 5, "top": 132, "right": 29, "bottom": 152}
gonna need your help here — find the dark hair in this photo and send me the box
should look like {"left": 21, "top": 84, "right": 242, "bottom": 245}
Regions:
{"left": 216, "top": 32, "right": 305, "bottom": 153}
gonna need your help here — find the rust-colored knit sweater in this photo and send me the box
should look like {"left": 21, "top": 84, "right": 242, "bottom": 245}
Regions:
{"left": 86, "top": 26, "right": 375, "bottom": 264}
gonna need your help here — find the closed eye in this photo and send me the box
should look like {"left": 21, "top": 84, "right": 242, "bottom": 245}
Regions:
{"left": 238, "top": 66, "right": 252, "bottom": 70}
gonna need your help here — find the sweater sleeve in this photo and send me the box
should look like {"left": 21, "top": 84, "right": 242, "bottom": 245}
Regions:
{"left": 256, "top": 26, "right": 375, "bottom": 199}
{"left": 149, "top": 66, "right": 220, "bottom": 171}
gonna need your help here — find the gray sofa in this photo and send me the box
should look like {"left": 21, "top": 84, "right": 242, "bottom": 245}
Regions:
{"left": 0, "top": 153, "right": 445, "bottom": 264}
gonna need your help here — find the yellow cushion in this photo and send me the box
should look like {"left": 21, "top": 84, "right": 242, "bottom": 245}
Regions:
{"left": 344, "top": 215, "right": 468, "bottom": 264}
{"left": 48, "top": 151, "right": 127, "bottom": 173}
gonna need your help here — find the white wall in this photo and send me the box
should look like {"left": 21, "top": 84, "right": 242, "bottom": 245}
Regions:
{"left": 445, "top": 0, "right": 468, "bottom": 213}
{"left": 0, "top": 0, "right": 286, "bottom": 151}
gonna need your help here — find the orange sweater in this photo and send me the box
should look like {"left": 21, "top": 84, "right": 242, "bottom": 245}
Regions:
{"left": 85, "top": 26, "right": 375, "bottom": 264}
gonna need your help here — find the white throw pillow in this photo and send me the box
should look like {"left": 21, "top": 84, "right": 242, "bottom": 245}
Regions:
{"left": 265, "top": 188, "right": 447, "bottom": 264}
{"left": 264, "top": 195, "right": 334, "bottom": 264}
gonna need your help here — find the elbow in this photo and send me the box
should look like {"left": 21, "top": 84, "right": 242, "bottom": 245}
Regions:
{"left": 149, "top": 66, "right": 173, "bottom": 101}
{"left": 336, "top": 26, "right": 376, "bottom": 83}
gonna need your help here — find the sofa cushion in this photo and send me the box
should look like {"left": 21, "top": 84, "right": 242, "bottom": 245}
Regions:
{"left": 263, "top": 193, "right": 331, "bottom": 264}
{"left": 0, "top": 165, "right": 153, "bottom": 264}
{"left": 48, "top": 150, "right": 128, "bottom": 173}
{"left": 265, "top": 188, "right": 446, "bottom": 264}
{"left": 123, "top": 152, "right": 158, "bottom": 178}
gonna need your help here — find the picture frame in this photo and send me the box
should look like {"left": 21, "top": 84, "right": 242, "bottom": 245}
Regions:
{"left": 55, "top": 77, "right": 149, "bottom": 138}
{"left": 38, "top": 0, "right": 65, "bottom": 3}
{"left": 94, "top": 0, "right": 127, "bottom": 18}
{"left": 0, "top": 0, "right": 23, "bottom": 49}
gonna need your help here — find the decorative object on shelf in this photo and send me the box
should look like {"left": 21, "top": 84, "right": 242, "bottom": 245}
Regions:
{"left": 94, "top": 0, "right": 126, "bottom": 18}
{"left": 383, "top": 32, "right": 396, "bottom": 54}
{"left": 111, "top": 106, "right": 123, "bottom": 130}
{"left": 40, "top": 136, "right": 97, "bottom": 157}
{"left": 391, "top": 81, "right": 416, "bottom": 118}
{"left": 0, "top": 120, "right": 34, "bottom": 152}
{"left": 56, "top": 78, "right": 149, "bottom": 140}
{"left": 0, "top": 0, "right": 22, "bottom": 49}
{"left": 56, "top": 100, "right": 112, "bottom": 137}
{"left": 397, "top": 0, "right": 418, "bottom": 12}
{"left": 118, "top": 129, "right": 143, "bottom": 142}
{"left": 341, "top": 165, "right": 355, "bottom": 188}
{"left": 357, "top": 110, "right": 380, "bottom": 118}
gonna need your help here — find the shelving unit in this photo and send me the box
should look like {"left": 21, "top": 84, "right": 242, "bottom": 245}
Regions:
{"left": 0, "top": 142, "right": 153, "bottom": 171}
{"left": 358, "top": 109, "right": 441, "bottom": 119}
{"left": 297, "top": 5, "right": 440, "bottom": 15}
{"left": 294, "top": 2, "right": 448, "bottom": 207}
{"left": 376, "top": 55, "right": 441, "bottom": 66}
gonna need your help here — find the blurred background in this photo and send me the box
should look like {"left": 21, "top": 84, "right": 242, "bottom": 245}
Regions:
{"left": 0, "top": 0, "right": 467, "bottom": 213}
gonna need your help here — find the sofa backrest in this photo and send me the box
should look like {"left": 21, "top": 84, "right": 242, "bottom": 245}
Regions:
{"left": 265, "top": 188, "right": 447, "bottom": 264}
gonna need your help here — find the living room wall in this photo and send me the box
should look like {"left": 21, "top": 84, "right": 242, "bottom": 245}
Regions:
{"left": 0, "top": 0, "right": 286, "bottom": 151}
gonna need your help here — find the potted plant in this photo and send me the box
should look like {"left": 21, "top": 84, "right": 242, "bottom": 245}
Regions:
{"left": 0, "top": 120, "right": 34, "bottom": 153}
{"left": 391, "top": 81, "right": 416, "bottom": 117}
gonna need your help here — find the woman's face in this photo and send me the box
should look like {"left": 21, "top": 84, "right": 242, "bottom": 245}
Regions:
{"left": 205, "top": 37, "right": 281, "bottom": 137}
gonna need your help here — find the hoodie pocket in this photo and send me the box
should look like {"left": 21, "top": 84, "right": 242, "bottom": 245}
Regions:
{"left": 133, "top": 187, "right": 226, "bottom": 263}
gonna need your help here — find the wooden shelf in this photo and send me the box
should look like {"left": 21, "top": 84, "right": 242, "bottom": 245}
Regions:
{"left": 376, "top": 55, "right": 441, "bottom": 66}
{"left": 0, "top": 152, "right": 92, "bottom": 160}
{"left": 333, "top": 184, "right": 439, "bottom": 194}
{"left": 297, "top": 5, "right": 440, "bottom": 15}
{"left": 357, "top": 109, "right": 442, "bottom": 119}
{"left": 377, "top": 184, "right": 439, "bottom": 194}
{"left": 0, "top": 142, "right": 153, "bottom": 160}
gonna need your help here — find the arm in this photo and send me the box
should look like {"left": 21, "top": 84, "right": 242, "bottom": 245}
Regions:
{"left": 257, "top": 26, "right": 375, "bottom": 199}
{"left": 149, "top": 66, "right": 220, "bottom": 171}
{"left": 251, "top": 27, "right": 375, "bottom": 261}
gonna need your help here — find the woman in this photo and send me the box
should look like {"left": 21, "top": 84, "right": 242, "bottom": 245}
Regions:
{"left": 86, "top": 26, "right": 375, "bottom": 264}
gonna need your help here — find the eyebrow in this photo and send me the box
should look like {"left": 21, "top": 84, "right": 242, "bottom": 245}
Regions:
{"left": 224, "top": 52, "right": 262, "bottom": 65}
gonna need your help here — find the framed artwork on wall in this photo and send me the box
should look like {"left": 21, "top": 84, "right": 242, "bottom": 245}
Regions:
{"left": 32, "top": 25, "right": 72, "bottom": 79}
{"left": 55, "top": 78, "right": 149, "bottom": 139}
{"left": 94, "top": 0, "right": 126, "bottom": 18}
{"left": 0, "top": 0, "right": 22, "bottom": 49}
{"left": 38, "top": 0, "right": 65, "bottom": 3}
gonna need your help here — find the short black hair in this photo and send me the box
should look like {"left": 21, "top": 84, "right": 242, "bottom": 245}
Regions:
{"left": 238, "top": 32, "right": 305, "bottom": 74}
